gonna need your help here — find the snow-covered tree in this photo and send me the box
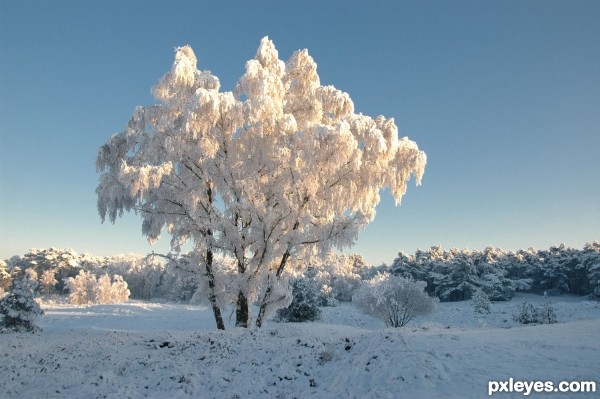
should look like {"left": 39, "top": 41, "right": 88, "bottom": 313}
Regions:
{"left": 39, "top": 270, "right": 58, "bottom": 295}
{"left": 94, "top": 274, "right": 114, "bottom": 304}
{"left": 582, "top": 242, "right": 600, "bottom": 298}
{"left": 432, "top": 248, "right": 480, "bottom": 301}
{"left": 476, "top": 247, "right": 526, "bottom": 301}
{"left": 390, "top": 251, "right": 417, "bottom": 279}
{"left": 0, "top": 260, "right": 11, "bottom": 296}
{"left": 9, "top": 248, "right": 81, "bottom": 292}
{"left": 65, "top": 270, "right": 97, "bottom": 305}
{"left": 0, "top": 271, "right": 43, "bottom": 332}
{"left": 275, "top": 278, "right": 320, "bottom": 323}
{"left": 65, "top": 270, "right": 130, "bottom": 305}
{"left": 472, "top": 288, "right": 491, "bottom": 315}
{"left": 110, "top": 275, "right": 131, "bottom": 303}
{"left": 305, "top": 252, "right": 365, "bottom": 305}
{"left": 103, "top": 254, "right": 172, "bottom": 300}
{"left": 537, "top": 244, "right": 573, "bottom": 294}
{"left": 96, "top": 37, "right": 426, "bottom": 329}
{"left": 353, "top": 274, "right": 437, "bottom": 328}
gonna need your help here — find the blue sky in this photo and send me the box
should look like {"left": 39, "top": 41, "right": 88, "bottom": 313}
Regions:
{"left": 1, "top": 0, "right": 598, "bottom": 265}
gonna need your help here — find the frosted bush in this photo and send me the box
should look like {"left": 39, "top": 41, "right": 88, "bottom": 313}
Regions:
{"left": 353, "top": 274, "right": 437, "bottom": 328}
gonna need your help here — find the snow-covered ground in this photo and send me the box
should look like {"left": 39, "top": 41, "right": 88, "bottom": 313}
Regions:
{"left": 1, "top": 293, "right": 599, "bottom": 398}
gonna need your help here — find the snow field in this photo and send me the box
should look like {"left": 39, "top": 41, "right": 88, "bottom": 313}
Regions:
{"left": 1, "top": 294, "right": 599, "bottom": 398}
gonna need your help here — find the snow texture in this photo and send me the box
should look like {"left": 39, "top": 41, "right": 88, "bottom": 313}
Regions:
{"left": 1, "top": 294, "right": 598, "bottom": 398}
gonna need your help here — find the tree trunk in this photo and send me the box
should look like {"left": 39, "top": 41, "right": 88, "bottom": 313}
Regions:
{"left": 204, "top": 185, "right": 225, "bottom": 330}
{"left": 256, "top": 250, "right": 290, "bottom": 328}
{"left": 235, "top": 291, "right": 249, "bottom": 328}
{"left": 205, "top": 249, "right": 225, "bottom": 330}
{"left": 235, "top": 257, "right": 249, "bottom": 327}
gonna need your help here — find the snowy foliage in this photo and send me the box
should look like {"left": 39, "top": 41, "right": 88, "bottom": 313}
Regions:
{"left": 5, "top": 249, "right": 174, "bottom": 300}
{"left": 276, "top": 278, "right": 322, "bottom": 323}
{"left": 0, "top": 270, "right": 43, "bottom": 332}
{"left": 65, "top": 270, "right": 130, "bottom": 305}
{"left": 95, "top": 37, "right": 426, "bottom": 328}
{"left": 65, "top": 270, "right": 96, "bottom": 305}
{"left": 472, "top": 289, "right": 491, "bottom": 315}
{"left": 353, "top": 274, "right": 437, "bottom": 327}
{"left": 104, "top": 254, "right": 174, "bottom": 300}
{"left": 8, "top": 248, "right": 81, "bottom": 293}
{"left": 305, "top": 252, "right": 367, "bottom": 305}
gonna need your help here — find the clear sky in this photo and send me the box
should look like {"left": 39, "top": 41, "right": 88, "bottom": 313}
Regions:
{"left": 1, "top": 0, "right": 599, "bottom": 265}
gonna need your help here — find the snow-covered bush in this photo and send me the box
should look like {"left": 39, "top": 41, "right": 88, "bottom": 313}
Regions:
{"left": 513, "top": 293, "right": 557, "bottom": 325}
{"left": 353, "top": 274, "right": 437, "bottom": 328}
{"left": 513, "top": 301, "right": 538, "bottom": 324}
{"left": 65, "top": 270, "right": 130, "bottom": 305}
{"left": 0, "top": 270, "right": 43, "bottom": 332}
{"left": 472, "top": 289, "right": 491, "bottom": 315}
{"left": 276, "top": 279, "right": 321, "bottom": 323}
{"left": 537, "top": 292, "right": 558, "bottom": 324}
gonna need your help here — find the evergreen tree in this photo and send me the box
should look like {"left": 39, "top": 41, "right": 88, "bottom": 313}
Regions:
{"left": 582, "top": 242, "right": 600, "bottom": 298}
{"left": 0, "top": 260, "right": 11, "bottom": 296}
{"left": 276, "top": 279, "right": 321, "bottom": 323}
{"left": 435, "top": 248, "right": 480, "bottom": 301}
{"left": 472, "top": 289, "right": 491, "bottom": 315}
{"left": 0, "top": 271, "right": 43, "bottom": 332}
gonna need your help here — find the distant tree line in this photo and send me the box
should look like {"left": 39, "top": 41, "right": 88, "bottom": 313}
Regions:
{"left": 2, "top": 242, "right": 598, "bottom": 307}
{"left": 1, "top": 248, "right": 177, "bottom": 301}
{"left": 385, "top": 242, "right": 600, "bottom": 301}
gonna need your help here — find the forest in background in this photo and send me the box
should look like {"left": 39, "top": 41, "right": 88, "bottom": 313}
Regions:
{"left": 2, "top": 242, "right": 598, "bottom": 305}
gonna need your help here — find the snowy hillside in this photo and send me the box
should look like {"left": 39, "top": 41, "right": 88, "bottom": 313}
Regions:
{"left": 2, "top": 294, "right": 599, "bottom": 398}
